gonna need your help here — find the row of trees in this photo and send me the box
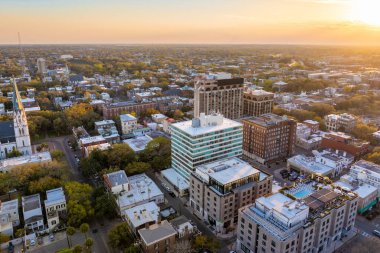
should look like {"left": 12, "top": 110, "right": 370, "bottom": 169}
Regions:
{"left": 79, "top": 137, "right": 171, "bottom": 179}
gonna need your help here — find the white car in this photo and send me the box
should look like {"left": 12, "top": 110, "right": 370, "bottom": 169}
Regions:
{"left": 30, "top": 239, "right": 36, "bottom": 246}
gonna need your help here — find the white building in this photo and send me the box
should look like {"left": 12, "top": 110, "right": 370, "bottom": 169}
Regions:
{"left": 120, "top": 114, "right": 138, "bottom": 135}
{"left": 287, "top": 149, "right": 354, "bottom": 177}
{"left": 104, "top": 170, "right": 130, "bottom": 195}
{"left": 324, "top": 113, "right": 356, "bottom": 132}
{"left": 0, "top": 79, "right": 32, "bottom": 159}
{"left": 171, "top": 113, "right": 243, "bottom": 179}
{"left": 116, "top": 173, "right": 164, "bottom": 212}
{"left": 123, "top": 201, "right": 160, "bottom": 233}
{"left": 0, "top": 199, "right": 20, "bottom": 236}
{"left": 0, "top": 151, "right": 52, "bottom": 173}
{"left": 151, "top": 113, "right": 168, "bottom": 124}
{"left": 123, "top": 135, "right": 152, "bottom": 152}
{"left": 349, "top": 160, "right": 380, "bottom": 196}
{"left": 22, "top": 194, "right": 44, "bottom": 231}
{"left": 44, "top": 188, "right": 66, "bottom": 230}
{"left": 37, "top": 58, "right": 47, "bottom": 74}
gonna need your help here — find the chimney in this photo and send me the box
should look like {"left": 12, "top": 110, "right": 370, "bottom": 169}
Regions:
{"left": 157, "top": 215, "right": 162, "bottom": 225}
{"left": 145, "top": 222, "right": 149, "bottom": 229}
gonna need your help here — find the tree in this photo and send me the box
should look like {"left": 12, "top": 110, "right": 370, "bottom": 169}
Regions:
{"left": 66, "top": 227, "right": 76, "bottom": 248}
{"left": 125, "top": 162, "right": 151, "bottom": 175}
{"left": 6, "top": 149, "right": 23, "bottom": 158}
{"left": 173, "top": 109, "right": 184, "bottom": 119}
{"left": 192, "top": 235, "right": 220, "bottom": 252}
{"left": 351, "top": 123, "right": 377, "bottom": 141}
{"left": 28, "top": 176, "right": 62, "bottom": 194}
{"left": 64, "top": 103, "right": 101, "bottom": 130}
{"left": 108, "top": 222, "right": 135, "bottom": 250}
{"left": 140, "top": 137, "right": 171, "bottom": 171}
{"left": 107, "top": 144, "right": 136, "bottom": 170}
{"left": 84, "top": 238, "right": 94, "bottom": 251}
{"left": 79, "top": 223, "right": 90, "bottom": 240}
{"left": 73, "top": 245, "right": 82, "bottom": 253}
{"left": 308, "top": 103, "right": 335, "bottom": 117}
{"left": 51, "top": 150, "right": 65, "bottom": 161}
{"left": 125, "top": 245, "right": 140, "bottom": 253}
{"left": 94, "top": 190, "right": 118, "bottom": 219}
{"left": 65, "top": 182, "right": 94, "bottom": 227}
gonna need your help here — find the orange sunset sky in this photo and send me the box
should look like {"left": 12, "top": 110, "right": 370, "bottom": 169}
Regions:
{"left": 1, "top": 0, "right": 380, "bottom": 45}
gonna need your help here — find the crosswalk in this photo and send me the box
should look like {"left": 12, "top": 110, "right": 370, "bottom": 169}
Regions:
{"left": 360, "top": 231, "right": 379, "bottom": 241}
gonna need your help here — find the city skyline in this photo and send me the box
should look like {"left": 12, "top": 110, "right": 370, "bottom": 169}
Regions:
{"left": 1, "top": 0, "right": 380, "bottom": 45}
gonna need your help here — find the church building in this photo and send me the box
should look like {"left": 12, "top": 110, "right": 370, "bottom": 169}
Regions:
{"left": 0, "top": 79, "right": 32, "bottom": 159}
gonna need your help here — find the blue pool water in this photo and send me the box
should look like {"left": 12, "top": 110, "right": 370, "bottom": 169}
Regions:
{"left": 292, "top": 188, "right": 313, "bottom": 199}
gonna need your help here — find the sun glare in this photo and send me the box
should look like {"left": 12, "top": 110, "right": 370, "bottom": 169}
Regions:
{"left": 352, "top": 0, "right": 380, "bottom": 26}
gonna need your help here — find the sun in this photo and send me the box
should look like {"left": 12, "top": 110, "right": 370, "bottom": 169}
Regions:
{"left": 351, "top": 0, "right": 380, "bottom": 26}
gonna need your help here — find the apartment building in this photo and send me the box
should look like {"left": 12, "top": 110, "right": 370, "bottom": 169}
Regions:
{"left": 324, "top": 113, "right": 356, "bottom": 132}
{"left": 349, "top": 160, "right": 380, "bottom": 196}
{"left": 120, "top": 113, "right": 138, "bottom": 135}
{"left": 189, "top": 157, "right": 272, "bottom": 234}
{"left": 44, "top": 187, "right": 67, "bottom": 229}
{"left": 321, "top": 132, "right": 370, "bottom": 158}
{"left": 22, "top": 194, "right": 44, "bottom": 232}
{"left": 138, "top": 220, "right": 177, "bottom": 253}
{"left": 194, "top": 74, "right": 244, "bottom": 119}
{"left": 171, "top": 112, "right": 243, "bottom": 179}
{"left": 237, "top": 182, "right": 358, "bottom": 253}
{"left": 0, "top": 199, "right": 19, "bottom": 236}
{"left": 242, "top": 113, "right": 296, "bottom": 164}
{"left": 102, "top": 101, "right": 155, "bottom": 119}
{"left": 243, "top": 89, "right": 274, "bottom": 117}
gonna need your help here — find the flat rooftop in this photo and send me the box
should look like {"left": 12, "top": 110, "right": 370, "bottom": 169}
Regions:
{"left": 123, "top": 135, "right": 152, "bottom": 152}
{"left": 288, "top": 155, "right": 333, "bottom": 176}
{"left": 161, "top": 168, "right": 189, "bottom": 190}
{"left": 0, "top": 199, "right": 18, "bottom": 213}
{"left": 123, "top": 201, "right": 159, "bottom": 228}
{"left": 353, "top": 160, "right": 380, "bottom": 174}
{"left": 171, "top": 117, "right": 241, "bottom": 137}
{"left": 95, "top": 120, "right": 115, "bottom": 127}
{"left": 138, "top": 220, "right": 177, "bottom": 246}
{"left": 255, "top": 192, "right": 309, "bottom": 221}
{"left": 80, "top": 135, "right": 106, "bottom": 145}
{"left": 195, "top": 157, "right": 260, "bottom": 185}
{"left": 244, "top": 113, "right": 292, "bottom": 127}
{"left": 45, "top": 187, "right": 66, "bottom": 207}
{"left": 0, "top": 152, "right": 52, "bottom": 170}
{"left": 304, "top": 188, "right": 339, "bottom": 210}
{"left": 22, "top": 194, "right": 41, "bottom": 212}
{"left": 120, "top": 113, "right": 137, "bottom": 121}
{"left": 104, "top": 170, "right": 129, "bottom": 187}
{"left": 118, "top": 173, "right": 163, "bottom": 208}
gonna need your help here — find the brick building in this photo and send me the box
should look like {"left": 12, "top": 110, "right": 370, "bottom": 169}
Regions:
{"left": 242, "top": 113, "right": 296, "bottom": 164}
{"left": 321, "top": 132, "right": 370, "bottom": 158}
{"left": 243, "top": 89, "right": 274, "bottom": 117}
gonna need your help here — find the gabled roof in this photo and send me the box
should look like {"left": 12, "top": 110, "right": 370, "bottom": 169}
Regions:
{"left": 0, "top": 121, "right": 15, "bottom": 144}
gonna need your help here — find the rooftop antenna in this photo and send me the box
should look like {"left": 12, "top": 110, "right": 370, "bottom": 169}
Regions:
{"left": 17, "top": 32, "right": 27, "bottom": 76}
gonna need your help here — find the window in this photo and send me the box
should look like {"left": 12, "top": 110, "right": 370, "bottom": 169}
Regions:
{"left": 271, "top": 240, "right": 276, "bottom": 247}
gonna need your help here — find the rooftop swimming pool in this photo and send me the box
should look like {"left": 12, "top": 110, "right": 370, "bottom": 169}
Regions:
{"left": 285, "top": 183, "right": 315, "bottom": 199}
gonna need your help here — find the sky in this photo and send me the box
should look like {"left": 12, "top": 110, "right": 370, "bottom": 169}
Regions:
{"left": 1, "top": 0, "right": 380, "bottom": 45}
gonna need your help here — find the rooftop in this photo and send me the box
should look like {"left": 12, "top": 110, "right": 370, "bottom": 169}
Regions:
{"left": 45, "top": 187, "right": 66, "bottom": 207}
{"left": 123, "top": 201, "right": 160, "bottom": 229}
{"left": 243, "top": 113, "right": 292, "bottom": 127}
{"left": 0, "top": 152, "right": 52, "bottom": 171}
{"left": 22, "top": 194, "right": 41, "bottom": 212}
{"left": 104, "top": 170, "right": 129, "bottom": 187}
{"left": 79, "top": 135, "right": 106, "bottom": 145}
{"left": 161, "top": 168, "right": 189, "bottom": 190}
{"left": 352, "top": 160, "right": 380, "bottom": 175}
{"left": 138, "top": 220, "right": 177, "bottom": 246}
{"left": 120, "top": 113, "right": 137, "bottom": 122}
{"left": 0, "top": 199, "right": 18, "bottom": 213}
{"left": 171, "top": 113, "right": 242, "bottom": 136}
{"left": 95, "top": 120, "right": 115, "bottom": 127}
{"left": 288, "top": 155, "right": 334, "bottom": 176}
{"left": 123, "top": 135, "right": 152, "bottom": 152}
{"left": 195, "top": 157, "right": 260, "bottom": 185}
{"left": 118, "top": 173, "right": 163, "bottom": 208}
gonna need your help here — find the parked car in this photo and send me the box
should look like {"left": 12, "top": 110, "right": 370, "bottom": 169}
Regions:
{"left": 29, "top": 239, "right": 36, "bottom": 246}
{"left": 373, "top": 230, "right": 380, "bottom": 237}
{"left": 49, "top": 234, "right": 55, "bottom": 241}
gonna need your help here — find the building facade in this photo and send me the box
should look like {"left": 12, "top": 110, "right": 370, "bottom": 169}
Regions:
{"left": 237, "top": 184, "right": 358, "bottom": 253}
{"left": 242, "top": 113, "right": 296, "bottom": 164}
{"left": 102, "top": 101, "right": 155, "bottom": 119}
{"left": 324, "top": 113, "right": 356, "bottom": 132}
{"left": 189, "top": 157, "right": 272, "bottom": 233}
{"left": 243, "top": 89, "right": 274, "bottom": 117}
{"left": 194, "top": 76, "right": 244, "bottom": 119}
{"left": 321, "top": 132, "right": 370, "bottom": 158}
{"left": 171, "top": 113, "right": 243, "bottom": 179}
{"left": 0, "top": 79, "right": 32, "bottom": 159}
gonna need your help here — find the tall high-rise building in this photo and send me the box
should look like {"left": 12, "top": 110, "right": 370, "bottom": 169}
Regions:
{"left": 189, "top": 157, "right": 272, "bottom": 234}
{"left": 171, "top": 113, "right": 243, "bottom": 179}
{"left": 243, "top": 89, "right": 274, "bottom": 117}
{"left": 194, "top": 73, "right": 244, "bottom": 120}
{"left": 0, "top": 79, "right": 32, "bottom": 159}
{"left": 36, "top": 58, "right": 47, "bottom": 74}
{"left": 236, "top": 180, "right": 358, "bottom": 253}
{"left": 242, "top": 113, "right": 296, "bottom": 164}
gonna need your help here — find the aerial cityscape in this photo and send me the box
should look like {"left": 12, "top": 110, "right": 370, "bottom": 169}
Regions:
{"left": 1, "top": 1, "right": 380, "bottom": 253}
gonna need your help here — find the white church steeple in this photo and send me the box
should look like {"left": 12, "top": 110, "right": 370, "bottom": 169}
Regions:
{"left": 12, "top": 78, "right": 32, "bottom": 156}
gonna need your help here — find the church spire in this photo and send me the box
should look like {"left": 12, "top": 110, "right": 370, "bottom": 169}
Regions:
{"left": 12, "top": 78, "right": 24, "bottom": 111}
